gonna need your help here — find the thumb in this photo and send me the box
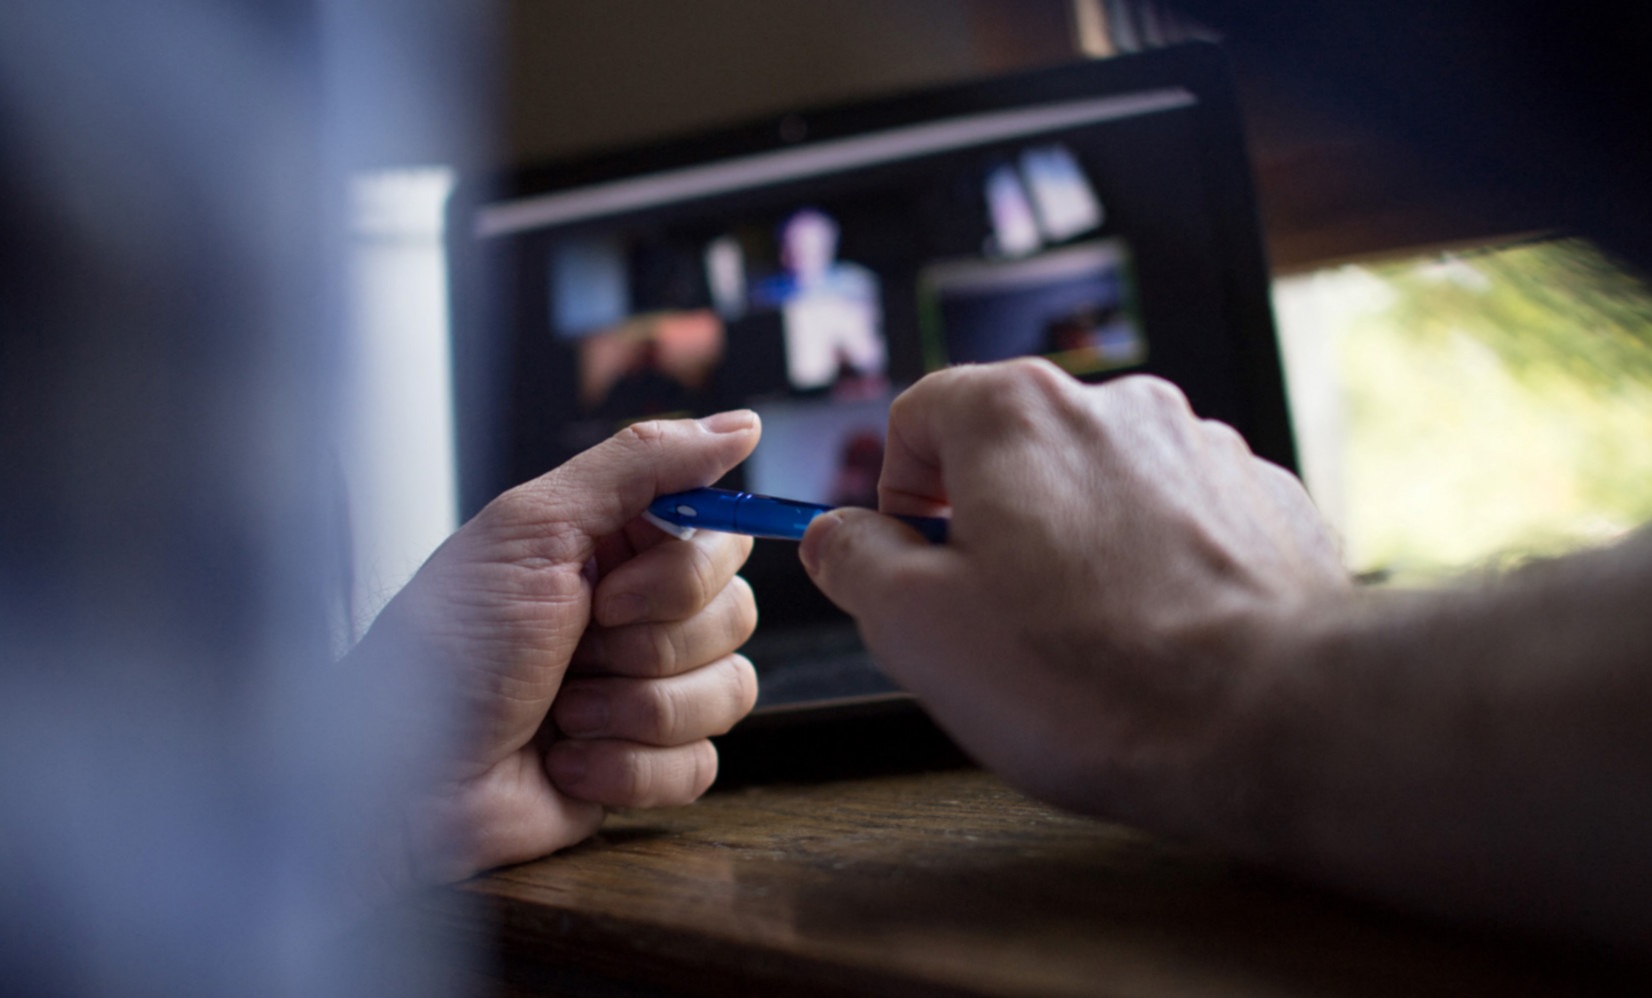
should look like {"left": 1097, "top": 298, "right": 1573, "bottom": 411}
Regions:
{"left": 492, "top": 411, "right": 760, "bottom": 564}
{"left": 800, "top": 507, "right": 950, "bottom": 621}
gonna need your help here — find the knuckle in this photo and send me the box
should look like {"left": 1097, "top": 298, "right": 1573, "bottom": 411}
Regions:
{"left": 814, "top": 514, "right": 859, "bottom": 582}
{"left": 649, "top": 679, "right": 686, "bottom": 741}
{"left": 907, "top": 358, "right": 1073, "bottom": 429}
{"left": 479, "top": 483, "right": 585, "bottom": 568}
{"left": 686, "top": 540, "right": 721, "bottom": 608}
{"left": 1002, "top": 355, "right": 1072, "bottom": 392}
{"left": 478, "top": 483, "right": 541, "bottom": 534}
{"left": 617, "top": 418, "right": 671, "bottom": 448}
{"left": 649, "top": 622, "right": 685, "bottom": 677}
{"left": 537, "top": 523, "right": 588, "bottom": 570}
{"left": 686, "top": 741, "right": 719, "bottom": 799}
{"left": 983, "top": 357, "right": 1068, "bottom": 404}
{"left": 886, "top": 379, "right": 933, "bottom": 428}
{"left": 717, "top": 530, "right": 756, "bottom": 569}
{"left": 1124, "top": 374, "right": 1192, "bottom": 413}
{"left": 1201, "top": 418, "right": 1251, "bottom": 454}
{"left": 970, "top": 359, "right": 1076, "bottom": 433}
{"left": 726, "top": 576, "right": 759, "bottom": 646}
{"left": 1257, "top": 458, "right": 1301, "bottom": 490}
{"left": 1257, "top": 459, "right": 1312, "bottom": 506}
{"left": 724, "top": 655, "right": 759, "bottom": 729}
{"left": 611, "top": 749, "right": 649, "bottom": 802}
{"left": 480, "top": 482, "right": 529, "bottom": 523}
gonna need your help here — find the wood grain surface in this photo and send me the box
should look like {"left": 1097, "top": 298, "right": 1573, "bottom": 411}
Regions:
{"left": 421, "top": 767, "right": 1650, "bottom": 997}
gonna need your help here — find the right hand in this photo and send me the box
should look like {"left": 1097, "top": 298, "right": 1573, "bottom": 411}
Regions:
{"left": 799, "top": 360, "right": 1350, "bottom": 834}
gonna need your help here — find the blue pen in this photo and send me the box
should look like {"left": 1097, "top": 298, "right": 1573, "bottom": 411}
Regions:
{"left": 645, "top": 487, "right": 948, "bottom": 544}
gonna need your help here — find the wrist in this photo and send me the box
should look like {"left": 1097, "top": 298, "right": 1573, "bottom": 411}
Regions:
{"left": 1167, "top": 585, "right": 1370, "bottom": 866}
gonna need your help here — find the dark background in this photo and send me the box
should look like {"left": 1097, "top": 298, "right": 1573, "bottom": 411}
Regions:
{"left": 492, "top": 1, "right": 1652, "bottom": 279}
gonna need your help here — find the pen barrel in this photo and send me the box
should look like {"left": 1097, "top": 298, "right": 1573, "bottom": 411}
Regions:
{"left": 731, "top": 493, "right": 832, "bottom": 540}
{"left": 736, "top": 493, "right": 949, "bottom": 544}
{"left": 648, "top": 487, "right": 948, "bottom": 543}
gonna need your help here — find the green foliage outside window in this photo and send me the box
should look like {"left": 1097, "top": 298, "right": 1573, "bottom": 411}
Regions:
{"left": 1334, "top": 239, "right": 1652, "bottom": 581}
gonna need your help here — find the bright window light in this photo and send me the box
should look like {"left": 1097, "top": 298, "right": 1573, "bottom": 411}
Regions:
{"left": 1274, "top": 239, "right": 1652, "bottom": 583}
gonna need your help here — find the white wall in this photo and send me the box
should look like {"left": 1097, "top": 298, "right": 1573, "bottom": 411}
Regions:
{"left": 343, "top": 168, "right": 460, "bottom": 633}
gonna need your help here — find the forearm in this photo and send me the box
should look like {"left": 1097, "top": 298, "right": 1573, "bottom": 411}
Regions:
{"left": 1216, "top": 529, "right": 1652, "bottom": 950}
{"left": 802, "top": 362, "right": 1652, "bottom": 950}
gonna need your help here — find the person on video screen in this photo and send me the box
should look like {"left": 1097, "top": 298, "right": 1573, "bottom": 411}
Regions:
{"left": 753, "top": 208, "right": 887, "bottom": 394}
{"left": 828, "top": 429, "right": 885, "bottom": 509}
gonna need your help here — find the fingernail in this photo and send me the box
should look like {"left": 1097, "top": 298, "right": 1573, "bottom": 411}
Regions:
{"left": 799, "top": 511, "right": 841, "bottom": 576}
{"left": 557, "top": 689, "right": 609, "bottom": 737}
{"left": 548, "top": 743, "right": 589, "bottom": 788}
{"left": 697, "top": 409, "right": 756, "bottom": 434}
{"left": 602, "top": 592, "right": 647, "bottom": 626}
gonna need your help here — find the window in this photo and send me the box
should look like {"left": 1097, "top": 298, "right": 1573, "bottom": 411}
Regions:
{"left": 1274, "top": 239, "right": 1652, "bottom": 583}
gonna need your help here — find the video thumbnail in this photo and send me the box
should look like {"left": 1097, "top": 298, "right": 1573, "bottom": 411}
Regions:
{"left": 919, "top": 239, "right": 1145, "bottom": 377}
{"left": 745, "top": 393, "right": 896, "bottom": 509}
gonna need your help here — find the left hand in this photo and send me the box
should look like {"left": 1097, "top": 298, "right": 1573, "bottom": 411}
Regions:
{"left": 348, "top": 412, "right": 761, "bottom": 887}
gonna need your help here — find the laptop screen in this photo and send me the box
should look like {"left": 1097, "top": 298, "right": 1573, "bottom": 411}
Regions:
{"left": 448, "top": 43, "right": 1291, "bottom": 711}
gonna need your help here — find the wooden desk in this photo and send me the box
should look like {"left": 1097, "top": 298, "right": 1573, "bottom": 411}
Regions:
{"left": 424, "top": 767, "right": 1648, "bottom": 996}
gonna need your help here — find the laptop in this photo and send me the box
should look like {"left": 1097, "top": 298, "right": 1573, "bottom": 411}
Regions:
{"left": 446, "top": 42, "right": 1291, "bottom": 777}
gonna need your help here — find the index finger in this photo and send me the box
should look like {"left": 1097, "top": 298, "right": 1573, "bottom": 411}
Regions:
{"left": 877, "top": 359, "right": 1081, "bottom": 519}
{"left": 877, "top": 378, "right": 951, "bottom": 519}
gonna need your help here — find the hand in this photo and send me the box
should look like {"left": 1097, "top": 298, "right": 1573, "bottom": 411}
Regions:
{"left": 348, "top": 412, "right": 761, "bottom": 888}
{"left": 799, "top": 360, "right": 1349, "bottom": 836}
